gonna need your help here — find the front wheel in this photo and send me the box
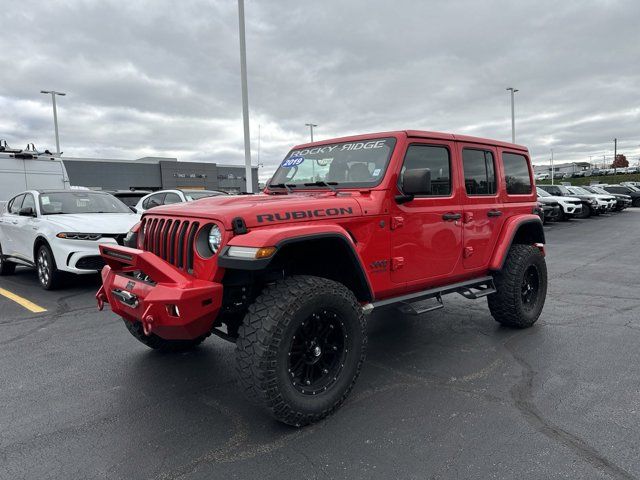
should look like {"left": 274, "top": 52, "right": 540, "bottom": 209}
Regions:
{"left": 36, "top": 244, "right": 64, "bottom": 290}
{"left": 576, "top": 203, "right": 591, "bottom": 219}
{"left": 236, "top": 275, "right": 367, "bottom": 426}
{"left": 488, "top": 245, "right": 547, "bottom": 328}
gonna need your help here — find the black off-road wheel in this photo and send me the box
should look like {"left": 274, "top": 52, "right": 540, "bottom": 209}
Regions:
{"left": 123, "top": 319, "right": 208, "bottom": 352}
{"left": 488, "top": 245, "right": 547, "bottom": 328}
{"left": 236, "top": 275, "right": 367, "bottom": 426}
{"left": 0, "top": 243, "right": 16, "bottom": 275}
{"left": 36, "top": 244, "right": 65, "bottom": 290}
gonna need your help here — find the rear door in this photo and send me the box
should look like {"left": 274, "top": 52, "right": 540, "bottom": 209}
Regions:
{"left": 459, "top": 144, "right": 504, "bottom": 270}
{"left": 389, "top": 140, "right": 463, "bottom": 285}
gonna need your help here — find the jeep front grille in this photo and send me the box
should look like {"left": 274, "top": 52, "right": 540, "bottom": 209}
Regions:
{"left": 142, "top": 217, "right": 200, "bottom": 272}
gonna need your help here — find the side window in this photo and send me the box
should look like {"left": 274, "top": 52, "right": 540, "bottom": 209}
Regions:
{"left": 143, "top": 193, "right": 165, "bottom": 209}
{"left": 400, "top": 145, "right": 451, "bottom": 196}
{"left": 21, "top": 194, "right": 36, "bottom": 212}
{"left": 503, "top": 153, "right": 532, "bottom": 194}
{"left": 9, "top": 194, "right": 25, "bottom": 214}
{"left": 163, "top": 193, "right": 182, "bottom": 205}
{"left": 462, "top": 149, "right": 496, "bottom": 195}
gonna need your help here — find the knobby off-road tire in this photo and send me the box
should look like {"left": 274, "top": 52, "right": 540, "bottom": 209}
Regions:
{"left": 488, "top": 244, "right": 547, "bottom": 328}
{"left": 123, "top": 319, "right": 208, "bottom": 352}
{"left": 236, "top": 275, "right": 367, "bottom": 427}
{"left": 0, "top": 243, "right": 16, "bottom": 275}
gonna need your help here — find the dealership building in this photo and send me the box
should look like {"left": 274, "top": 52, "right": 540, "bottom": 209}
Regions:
{"left": 62, "top": 156, "right": 259, "bottom": 193}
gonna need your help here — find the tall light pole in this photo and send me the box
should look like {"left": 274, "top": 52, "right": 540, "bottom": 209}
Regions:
{"left": 550, "top": 148, "right": 555, "bottom": 185}
{"left": 237, "top": 0, "right": 253, "bottom": 193}
{"left": 506, "top": 87, "right": 518, "bottom": 144}
{"left": 305, "top": 123, "right": 318, "bottom": 142}
{"left": 40, "top": 90, "right": 66, "bottom": 154}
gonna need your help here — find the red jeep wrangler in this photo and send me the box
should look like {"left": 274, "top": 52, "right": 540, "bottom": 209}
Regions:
{"left": 97, "top": 130, "right": 547, "bottom": 426}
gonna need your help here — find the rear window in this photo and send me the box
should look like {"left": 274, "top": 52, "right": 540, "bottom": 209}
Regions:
{"left": 503, "top": 153, "right": 532, "bottom": 194}
{"left": 114, "top": 194, "right": 144, "bottom": 207}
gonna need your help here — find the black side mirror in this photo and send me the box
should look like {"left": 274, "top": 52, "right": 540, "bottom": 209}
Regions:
{"left": 396, "top": 168, "right": 432, "bottom": 204}
{"left": 19, "top": 206, "right": 35, "bottom": 217}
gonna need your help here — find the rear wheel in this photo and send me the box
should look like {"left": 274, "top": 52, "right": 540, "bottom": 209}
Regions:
{"left": 36, "top": 244, "right": 64, "bottom": 290}
{"left": 236, "top": 275, "right": 367, "bottom": 426}
{"left": 123, "top": 319, "right": 208, "bottom": 352}
{"left": 0, "top": 243, "right": 16, "bottom": 275}
{"left": 488, "top": 245, "right": 547, "bottom": 328}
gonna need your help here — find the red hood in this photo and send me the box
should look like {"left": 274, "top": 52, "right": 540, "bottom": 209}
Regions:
{"left": 145, "top": 192, "right": 364, "bottom": 229}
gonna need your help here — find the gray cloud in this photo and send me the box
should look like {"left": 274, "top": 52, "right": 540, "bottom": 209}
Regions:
{"left": 1, "top": 0, "right": 639, "bottom": 181}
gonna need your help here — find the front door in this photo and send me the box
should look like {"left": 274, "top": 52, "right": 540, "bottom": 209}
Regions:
{"left": 12, "top": 193, "right": 40, "bottom": 262}
{"left": 390, "top": 141, "right": 463, "bottom": 285}
{"left": 1, "top": 194, "right": 25, "bottom": 258}
{"left": 458, "top": 144, "right": 505, "bottom": 270}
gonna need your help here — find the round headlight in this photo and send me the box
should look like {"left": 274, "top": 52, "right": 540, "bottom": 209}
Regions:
{"left": 208, "top": 224, "right": 222, "bottom": 254}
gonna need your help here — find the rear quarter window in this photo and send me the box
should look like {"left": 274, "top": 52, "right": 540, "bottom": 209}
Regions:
{"left": 503, "top": 152, "right": 532, "bottom": 194}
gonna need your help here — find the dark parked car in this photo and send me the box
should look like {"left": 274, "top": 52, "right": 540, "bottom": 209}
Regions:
{"left": 536, "top": 199, "right": 561, "bottom": 223}
{"left": 583, "top": 186, "right": 631, "bottom": 211}
{"left": 601, "top": 185, "right": 640, "bottom": 207}
{"left": 108, "top": 190, "right": 151, "bottom": 209}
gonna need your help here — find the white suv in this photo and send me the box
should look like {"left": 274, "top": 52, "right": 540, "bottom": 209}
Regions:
{"left": 134, "top": 189, "right": 227, "bottom": 213}
{"left": 0, "top": 190, "right": 138, "bottom": 289}
{"left": 536, "top": 187, "right": 583, "bottom": 219}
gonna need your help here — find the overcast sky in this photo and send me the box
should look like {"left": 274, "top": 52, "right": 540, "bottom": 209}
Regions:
{"left": 1, "top": 0, "right": 639, "bottom": 181}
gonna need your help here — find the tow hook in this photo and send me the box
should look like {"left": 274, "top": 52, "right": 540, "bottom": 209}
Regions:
{"left": 96, "top": 286, "right": 107, "bottom": 311}
{"left": 141, "top": 305, "right": 154, "bottom": 336}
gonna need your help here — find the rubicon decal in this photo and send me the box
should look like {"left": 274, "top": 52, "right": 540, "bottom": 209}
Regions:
{"left": 257, "top": 207, "right": 354, "bottom": 223}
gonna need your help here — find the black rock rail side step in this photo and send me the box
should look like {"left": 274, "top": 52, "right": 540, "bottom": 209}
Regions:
{"left": 362, "top": 276, "right": 496, "bottom": 315}
{"left": 397, "top": 294, "right": 444, "bottom": 315}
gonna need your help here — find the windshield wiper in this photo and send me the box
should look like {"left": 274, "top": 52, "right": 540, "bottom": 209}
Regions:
{"left": 269, "top": 183, "right": 297, "bottom": 193}
{"left": 304, "top": 181, "right": 338, "bottom": 192}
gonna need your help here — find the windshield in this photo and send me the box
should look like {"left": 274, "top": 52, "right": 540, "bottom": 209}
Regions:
{"left": 568, "top": 187, "right": 589, "bottom": 195}
{"left": 269, "top": 137, "right": 397, "bottom": 189}
{"left": 184, "top": 191, "right": 224, "bottom": 201}
{"left": 588, "top": 186, "right": 607, "bottom": 194}
{"left": 536, "top": 187, "right": 550, "bottom": 197}
{"left": 554, "top": 185, "right": 571, "bottom": 195}
{"left": 625, "top": 185, "right": 640, "bottom": 192}
{"left": 39, "top": 192, "right": 131, "bottom": 214}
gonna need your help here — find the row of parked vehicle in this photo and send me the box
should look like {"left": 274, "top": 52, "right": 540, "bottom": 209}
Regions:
{"left": 535, "top": 182, "right": 640, "bottom": 223}
{"left": 0, "top": 188, "right": 227, "bottom": 290}
{"left": 536, "top": 167, "right": 640, "bottom": 180}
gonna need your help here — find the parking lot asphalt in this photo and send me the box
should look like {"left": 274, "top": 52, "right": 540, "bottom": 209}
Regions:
{"left": 1, "top": 211, "right": 640, "bottom": 480}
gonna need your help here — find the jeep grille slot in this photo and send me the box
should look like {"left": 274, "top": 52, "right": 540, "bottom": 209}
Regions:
{"left": 141, "top": 217, "right": 200, "bottom": 273}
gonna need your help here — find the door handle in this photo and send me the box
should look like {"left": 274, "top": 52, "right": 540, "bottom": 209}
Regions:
{"left": 442, "top": 212, "right": 462, "bottom": 221}
{"left": 487, "top": 210, "right": 503, "bottom": 217}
